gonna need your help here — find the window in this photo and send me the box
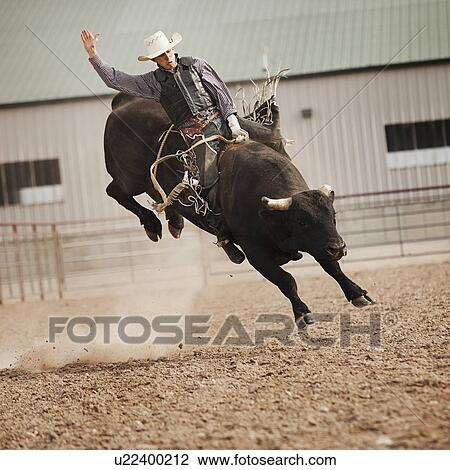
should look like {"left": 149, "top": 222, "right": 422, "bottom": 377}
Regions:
{"left": 415, "top": 121, "right": 445, "bottom": 149}
{"left": 385, "top": 118, "right": 450, "bottom": 152}
{"left": 0, "top": 158, "right": 63, "bottom": 207}
{"left": 385, "top": 123, "right": 415, "bottom": 151}
{"left": 385, "top": 118, "right": 450, "bottom": 169}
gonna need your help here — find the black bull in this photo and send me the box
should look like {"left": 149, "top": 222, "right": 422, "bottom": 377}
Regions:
{"left": 104, "top": 93, "right": 374, "bottom": 328}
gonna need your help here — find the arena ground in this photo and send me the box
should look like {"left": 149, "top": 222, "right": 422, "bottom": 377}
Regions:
{"left": 0, "top": 259, "right": 449, "bottom": 449}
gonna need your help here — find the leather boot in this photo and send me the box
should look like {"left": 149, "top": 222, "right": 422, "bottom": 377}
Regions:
{"left": 205, "top": 210, "right": 245, "bottom": 264}
{"left": 205, "top": 185, "right": 245, "bottom": 265}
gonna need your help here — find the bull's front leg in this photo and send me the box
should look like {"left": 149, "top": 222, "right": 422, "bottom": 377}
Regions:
{"left": 316, "top": 259, "right": 375, "bottom": 307}
{"left": 245, "top": 248, "right": 314, "bottom": 328}
{"left": 164, "top": 207, "right": 184, "bottom": 239}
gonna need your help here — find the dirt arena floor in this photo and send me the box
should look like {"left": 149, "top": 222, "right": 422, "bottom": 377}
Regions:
{"left": 0, "top": 260, "right": 449, "bottom": 449}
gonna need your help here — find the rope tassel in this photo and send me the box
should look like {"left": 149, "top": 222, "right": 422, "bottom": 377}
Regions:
{"left": 153, "top": 172, "right": 190, "bottom": 213}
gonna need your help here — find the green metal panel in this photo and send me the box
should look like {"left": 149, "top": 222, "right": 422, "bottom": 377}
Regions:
{"left": 0, "top": 0, "right": 448, "bottom": 105}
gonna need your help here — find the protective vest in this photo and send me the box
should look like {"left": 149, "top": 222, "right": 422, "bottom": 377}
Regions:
{"left": 154, "top": 56, "right": 215, "bottom": 128}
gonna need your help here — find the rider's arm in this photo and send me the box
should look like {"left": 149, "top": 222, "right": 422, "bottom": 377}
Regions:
{"left": 195, "top": 58, "right": 248, "bottom": 140}
{"left": 194, "top": 58, "right": 237, "bottom": 120}
{"left": 89, "top": 54, "right": 161, "bottom": 101}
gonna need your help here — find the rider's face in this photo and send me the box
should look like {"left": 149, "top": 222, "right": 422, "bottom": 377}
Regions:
{"left": 153, "top": 48, "right": 176, "bottom": 70}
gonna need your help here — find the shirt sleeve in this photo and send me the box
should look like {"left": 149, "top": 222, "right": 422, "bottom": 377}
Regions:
{"left": 88, "top": 55, "right": 161, "bottom": 101}
{"left": 194, "top": 58, "right": 237, "bottom": 120}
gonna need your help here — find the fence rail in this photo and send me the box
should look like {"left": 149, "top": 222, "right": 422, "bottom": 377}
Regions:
{"left": 1, "top": 190, "right": 449, "bottom": 303}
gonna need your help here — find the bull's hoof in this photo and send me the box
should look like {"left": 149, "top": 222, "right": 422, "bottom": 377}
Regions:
{"left": 303, "top": 313, "right": 315, "bottom": 325}
{"left": 351, "top": 294, "right": 375, "bottom": 308}
{"left": 296, "top": 317, "right": 307, "bottom": 330}
{"left": 144, "top": 226, "right": 162, "bottom": 242}
{"left": 222, "top": 242, "right": 245, "bottom": 264}
{"left": 168, "top": 223, "right": 183, "bottom": 239}
{"left": 296, "top": 313, "right": 314, "bottom": 330}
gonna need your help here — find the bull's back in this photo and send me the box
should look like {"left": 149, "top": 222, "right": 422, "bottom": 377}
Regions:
{"left": 103, "top": 95, "right": 170, "bottom": 194}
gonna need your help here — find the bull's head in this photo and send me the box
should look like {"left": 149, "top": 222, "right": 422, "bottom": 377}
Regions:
{"left": 260, "top": 184, "right": 347, "bottom": 261}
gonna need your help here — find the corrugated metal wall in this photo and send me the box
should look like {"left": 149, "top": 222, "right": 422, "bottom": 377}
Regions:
{"left": 0, "top": 97, "right": 118, "bottom": 222}
{"left": 1, "top": 63, "right": 449, "bottom": 223}
{"left": 230, "top": 62, "right": 450, "bottom": 202}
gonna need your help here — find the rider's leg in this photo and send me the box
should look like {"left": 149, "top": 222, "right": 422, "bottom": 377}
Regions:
{"left": 191, "top": 140, "right": 244, "bottom": 264}
{"left": 189, "top": 124, "right": 245, "bottom": 264}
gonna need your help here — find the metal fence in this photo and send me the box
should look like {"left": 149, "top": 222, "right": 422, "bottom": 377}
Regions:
{"left": 0, "top": 217, "right": 208, "bottom": 303}
{"left": 205, "top": 189, "right": 450, "bottom": 277}
{"left": 1, "top": 188, "right": 449, "bottom": 303}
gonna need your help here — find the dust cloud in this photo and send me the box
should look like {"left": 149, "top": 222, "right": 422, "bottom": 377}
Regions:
{"left": 12, "top": 332, "right": 179, "bottom": 372}
{"left": 0, "top": 280, "right": 201, "bottom": 372}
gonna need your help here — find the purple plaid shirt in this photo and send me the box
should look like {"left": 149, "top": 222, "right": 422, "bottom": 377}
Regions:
{"left": 89, "top": 55, "right": 237, "bottom": 120}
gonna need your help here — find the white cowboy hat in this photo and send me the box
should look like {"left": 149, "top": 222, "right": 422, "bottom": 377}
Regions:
{"left": 137, "top": 30, "right": 182, "bottom": 61}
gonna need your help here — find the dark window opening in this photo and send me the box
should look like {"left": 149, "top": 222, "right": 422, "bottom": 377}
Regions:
{"left": 0, "top": 158, "right": 61, "bottom": 207}
{"left": 385, "top": 118, "right": 450, "bottom": 152}
{"left": 415, "top": 121, "right": 445, "bottom": 149}
{"left": 385, "top": 123, "right": 415, "bottom": 151}
{"left": 444, "top": 119, "right": 450, "bottom": 146}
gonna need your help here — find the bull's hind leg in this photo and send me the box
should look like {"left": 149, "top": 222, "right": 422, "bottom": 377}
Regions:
{"left": 245, "top": 248, "right": 314, "bottom": 329}
{"left": 106, "top": 182, "right": 162, "bottom": 242}
{"left": 317, "top": 259, "right": 374, "bottom": 307}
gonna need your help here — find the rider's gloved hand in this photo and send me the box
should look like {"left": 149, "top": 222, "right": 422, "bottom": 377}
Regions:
{"left": 227, "top": 114, "right": 249, "bottom": 142}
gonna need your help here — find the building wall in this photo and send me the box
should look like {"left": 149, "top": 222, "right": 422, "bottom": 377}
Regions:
{"left": 0, "top": 97, "right": 120, "bottom": 223}
{"left": 230, "top": 62, "right": 450, "bottom": 200}
{"left": 0, "top": 63, "right": 449, "bottom": 223}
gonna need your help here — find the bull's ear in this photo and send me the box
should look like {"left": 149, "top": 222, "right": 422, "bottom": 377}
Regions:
{"left": 318, "top": 184, "right": 335, "bottom": 203}
{"left": 261, "top": 196, "right": 292, "bottom": 211}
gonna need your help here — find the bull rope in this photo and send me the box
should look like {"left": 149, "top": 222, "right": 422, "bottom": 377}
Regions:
{"left": 150, "top": 126, "right": 237, "bottom": 213}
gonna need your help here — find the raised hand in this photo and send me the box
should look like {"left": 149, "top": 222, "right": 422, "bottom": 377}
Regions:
{"left": 81, "top": 30, "right": 100, "bottom": 58}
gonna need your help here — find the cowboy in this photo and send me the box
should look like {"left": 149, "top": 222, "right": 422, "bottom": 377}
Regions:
{"left": 81, "top": 29, "right": 248, "bottom": 264}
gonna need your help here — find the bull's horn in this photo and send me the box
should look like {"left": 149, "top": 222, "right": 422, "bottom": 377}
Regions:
{"left": 261, "top": 196, "right": 292, "bottom": 211}
{"left": 318, "top": 184, "right": 333, "bottom": 197}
